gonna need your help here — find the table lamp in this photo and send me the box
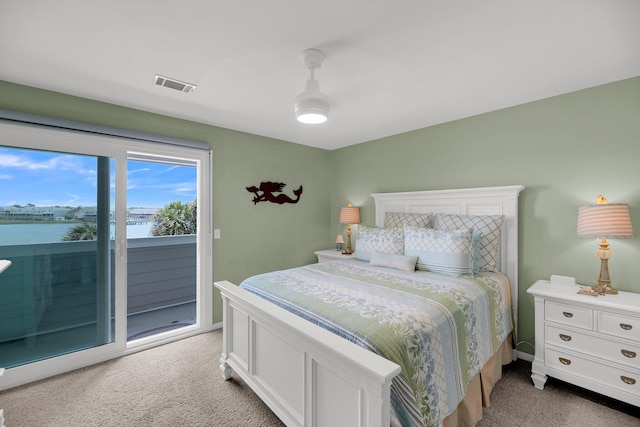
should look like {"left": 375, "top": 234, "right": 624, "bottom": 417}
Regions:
{"left": 339, "top": 202, "right": 360, "bottom": 255}
{"left": 577, "top": 195, "right": 634, "bottom": 294}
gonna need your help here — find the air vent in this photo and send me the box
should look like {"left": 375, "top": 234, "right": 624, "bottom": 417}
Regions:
{"left": 153, "top": 75, "right": 196, "bottom": 93}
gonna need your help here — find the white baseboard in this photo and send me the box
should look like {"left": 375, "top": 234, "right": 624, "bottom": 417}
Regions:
{"left": 517, "top": 351, "right": 534, "bottom": 362}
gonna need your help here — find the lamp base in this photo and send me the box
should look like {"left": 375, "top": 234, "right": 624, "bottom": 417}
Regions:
{"left": 591, "top": 284, "right": 618, "bottom": 295}
{"left": 592, "top": 241, "right": 617, "bottom": 294}
{"left": 342, "top": 224, "right": 354, "bottom": 255}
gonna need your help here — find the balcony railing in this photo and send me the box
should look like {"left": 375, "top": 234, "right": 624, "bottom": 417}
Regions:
{"left": 0, "top": 235, "right": 196, "bottom": 344}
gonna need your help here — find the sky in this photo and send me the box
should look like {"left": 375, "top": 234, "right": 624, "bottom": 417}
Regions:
{"left": 0, "top": 146, "right": 197, "bottom": 208}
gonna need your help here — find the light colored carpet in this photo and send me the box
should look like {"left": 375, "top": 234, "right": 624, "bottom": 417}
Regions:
{"left": 478, "top": 357, "right": 639, "bottom": 426}
{"left": 0, "top": 330, "right": 284, "bottom": 427}
{"left": 0, "top": 329, "right": 638, "bottom": 426}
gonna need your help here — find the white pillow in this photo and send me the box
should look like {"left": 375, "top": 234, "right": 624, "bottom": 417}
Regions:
{"left": 369, "top": 252, "right": 418, "bottom": 272}
{"left": 354, "top": 225, "right": 404, "bottom": 262}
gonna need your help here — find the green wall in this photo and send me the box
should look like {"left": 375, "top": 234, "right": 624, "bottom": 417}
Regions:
{"left": 0, "top": 80, "right": 334, "bottom": 324}
{"left": 330, "top": 76, "right": 640, "bottom": 354}
{"left": 2, "top": 76, "right": 639, "bottom": 355}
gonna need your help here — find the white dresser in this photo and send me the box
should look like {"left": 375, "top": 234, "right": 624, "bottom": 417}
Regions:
{"left": 314, "top": 249, "right": 356, "bottom": 263}
{"left": 527, "top": 279, "right": 640, "bottom": 407}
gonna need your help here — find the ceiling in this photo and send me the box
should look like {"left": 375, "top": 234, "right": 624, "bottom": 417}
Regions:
{"left": 1, "top": 1, "right": 639, "bottom": 150}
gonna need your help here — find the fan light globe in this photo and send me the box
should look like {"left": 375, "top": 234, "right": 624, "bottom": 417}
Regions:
{"left": 297, "top": 112, "right": 328, "bottom": 124}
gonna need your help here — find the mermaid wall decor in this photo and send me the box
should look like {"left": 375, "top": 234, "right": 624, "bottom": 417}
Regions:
{"left": 246, "top": 182, "right": 303, "bottom": 205}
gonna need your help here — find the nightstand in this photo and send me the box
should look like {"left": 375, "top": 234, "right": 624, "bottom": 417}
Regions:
{"left": 527, "top": 279, "right": 640, "bottom": 407}
{"left": 314, "top": 249, "right": 356, "bottom": 263}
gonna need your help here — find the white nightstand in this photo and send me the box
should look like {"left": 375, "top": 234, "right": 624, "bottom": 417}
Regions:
{"left": 314, "top": 249, "right": 356, "bottom": 263}
{"left": 527, "top": 279, "right": 640, "bottom": 407}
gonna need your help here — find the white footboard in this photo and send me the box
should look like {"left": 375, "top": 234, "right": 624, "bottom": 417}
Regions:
{"left": 215, "top": 280, "right": 401, "bottom": 427}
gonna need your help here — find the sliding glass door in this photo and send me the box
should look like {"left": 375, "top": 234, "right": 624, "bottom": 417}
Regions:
{"left": 0, "top": 148, "right": 115, "bottom": 368}
{"left": 0, "top": 120, "right": 212, "bottom": 390}
{"left": 125, "top": 157, "right": 197, "bottom": 342}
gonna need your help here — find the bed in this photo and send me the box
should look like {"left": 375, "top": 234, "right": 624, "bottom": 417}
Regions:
{"left": 215, "top": 185, "right": 524, "bottom": 426}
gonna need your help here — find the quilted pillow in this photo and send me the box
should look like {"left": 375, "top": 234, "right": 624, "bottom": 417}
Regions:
{"left": 384, "top": 212, "right": 434, "bottom": 228}
{"left": 354, "top": 225, "right": 404, "bottom": 262}
{"left": 434, "top": 213, "right": 504, "bottom": 272}
{"left": 369, "top": 252, "right": 418, "bottom": 272}
{"left": 404, "top": 226, "right": 475, "bottom": 276}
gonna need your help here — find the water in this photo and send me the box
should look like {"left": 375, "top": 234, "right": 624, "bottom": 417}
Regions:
{"left": 0, "top": 223, "right": 154, "bottom": 245}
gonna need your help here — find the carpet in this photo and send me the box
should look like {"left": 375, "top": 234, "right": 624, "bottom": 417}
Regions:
{"left": 0, "top": 330, "right": 638, "bottom": 426}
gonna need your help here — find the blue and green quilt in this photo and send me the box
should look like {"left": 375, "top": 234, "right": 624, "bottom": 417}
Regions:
{"left": 241, "top": 260, "right": 513, "bottom": 427}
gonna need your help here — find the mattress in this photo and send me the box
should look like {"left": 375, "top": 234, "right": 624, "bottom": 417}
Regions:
{"left": 241, "top": 259, "right": 513, "bottom": 427}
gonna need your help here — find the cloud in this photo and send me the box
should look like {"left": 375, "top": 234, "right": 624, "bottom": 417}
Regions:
{"left": 0, "top": 153, "right": 30, "bottom": 168}
{"left": 63, "top": 194, "right": 88, "bottom": 206}
{"left": 0, "top": 151, "right": 80, "bottom": 171}
{"left": 128, "top": 167, "right": 151, "bottom": 175}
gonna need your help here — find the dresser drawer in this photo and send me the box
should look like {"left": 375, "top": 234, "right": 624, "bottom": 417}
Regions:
{"left": 545, "top": 301, "right": 593, "bottom": 330}
{"left": 546, "top": 324, "right": 640, "bottom": 370}
{"left": 546, "top": 347, "right": 640, "bottom": 398}
{"left": 598, "top": 311, "right": 640, "bottom": 341}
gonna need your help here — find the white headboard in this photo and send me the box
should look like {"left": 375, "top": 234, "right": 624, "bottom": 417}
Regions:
{"left": 371, "top": 185, "right": 525, "bottom": 331}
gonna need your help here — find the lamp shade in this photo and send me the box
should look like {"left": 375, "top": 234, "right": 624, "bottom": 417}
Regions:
{"left": 335, "top": 234, "right": 344, "bottom": 244}
{"left": 577, "top": 204, "right": 634, "bottom": 238}
{"left": 339, "top": 203, "right": 360, "bottom": 224}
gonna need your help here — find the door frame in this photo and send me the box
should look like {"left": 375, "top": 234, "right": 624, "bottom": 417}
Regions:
{"left": 0, "top": 120, "right": 213, "bottom": 390}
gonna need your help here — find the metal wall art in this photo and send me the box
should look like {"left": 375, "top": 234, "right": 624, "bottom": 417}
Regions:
{"left": 246, "top": 182, "right": 303, "bottom": 205}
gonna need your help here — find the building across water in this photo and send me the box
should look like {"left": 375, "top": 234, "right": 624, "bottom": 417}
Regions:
{"left": 0, "top": 206, "right": 157, "bottom": 223}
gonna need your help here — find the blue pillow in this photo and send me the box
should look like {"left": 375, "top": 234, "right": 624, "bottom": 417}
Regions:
{"left": 404, "top": 225, "right": 474, "bottom": 276}
{"left": 384, "top": 212, "right": 434, "bottom": 228}
{"left": 354, "top": 225, "right": 404, "bottom": 262}
{"left": 434, "top": 213, "right": 504, "bottom": 272}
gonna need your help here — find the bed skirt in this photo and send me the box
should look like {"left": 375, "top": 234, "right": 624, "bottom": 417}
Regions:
{"left": 443, "top": 333, "right": 514, "bottom": 427}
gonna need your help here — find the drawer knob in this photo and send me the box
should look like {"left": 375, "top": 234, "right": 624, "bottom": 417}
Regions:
{"left": 620, "top": 376, "right": 636, "bottom": 385}
{"left": 621, "top": 349, "right": 637, "bottom": 358}
{"left": 620, "top": 323, "right": 633, "bottom": 331}
{"left": 559, "top": 357, "right": 572, "bottom": 365}
{"left": 559, "top": 334, "right": 572, "bottom": 342}
{"left": 562, "top": 312, "right": 574, "bottom": 318}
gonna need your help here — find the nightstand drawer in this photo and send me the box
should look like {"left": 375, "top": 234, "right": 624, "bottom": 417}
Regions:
{"left": 546, "top": 347, "right": 640, "bottom": 398}
{"left": 598, "top": 311, "right": 640, "bottom": 341}
{"left": 545, "top": 301, "right": 593, "bottom": 330}
{"left": 546, "top": 324, "right": 640, "bottom": 370}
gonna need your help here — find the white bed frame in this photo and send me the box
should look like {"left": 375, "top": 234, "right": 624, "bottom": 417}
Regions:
{"left": 215, "top": 185, "right": 524, "bottom": 427}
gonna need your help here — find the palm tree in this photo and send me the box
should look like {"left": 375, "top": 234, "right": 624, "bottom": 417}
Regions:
{"left": 61, "top": 222, "right": 97, "bottom": 241}
{"left": 150, "top": 200, "right": 197, "bottom": 236}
